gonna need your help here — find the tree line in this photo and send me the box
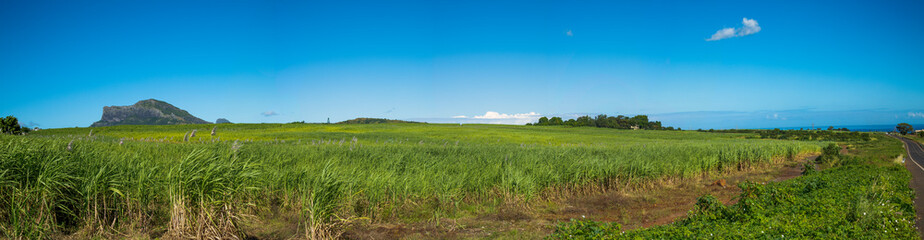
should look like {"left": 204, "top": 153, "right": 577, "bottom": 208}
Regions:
{"left": 528, "top": 114, "right": 676, "bottom": 130}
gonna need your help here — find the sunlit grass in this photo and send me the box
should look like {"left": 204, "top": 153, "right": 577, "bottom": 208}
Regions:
{"left": 3, "top": 123, "right": 822, "bottom": 238}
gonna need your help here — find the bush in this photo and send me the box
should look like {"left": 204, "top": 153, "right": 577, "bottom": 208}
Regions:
{"left": 801, "top": 163, "right": 816, "bottom": 175}
{"left": 549, "top": 218, "right": 622, "bottom": 239}
{"left": 815, "top": 143, "right": 840, "bottom": 164}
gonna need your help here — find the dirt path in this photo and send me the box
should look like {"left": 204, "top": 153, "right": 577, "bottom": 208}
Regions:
{"left": 342, "top": 156, "right": 815, "bottom": 239}
{"left": 896, "top": 136, "right": 924, "bottom": 239}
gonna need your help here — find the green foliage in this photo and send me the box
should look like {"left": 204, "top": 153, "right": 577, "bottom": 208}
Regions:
{"left": 532, "top": 114, "right": 671, "bottom": 130}
{"left": 801, "top": 163, "right": 816, "bottom": 175}
{"left": 707, "top": 128, "right": 872, "bottom": 141}
{"left": 2, "top": 123, "right": 822, "bottom": 237}
{"left": 549, "top": 218, "right": 622, "bottom": 239}
{"left": 897, "top": 123, "right": 913, "bottom": 135}
{"left": 0, "top": 116, "right": 25, "bottom": 135}
{"left": 690, "top": 195, "right": 733, "bottom": 221}
{"left": 551, "top": 134, "right": 918, "bottom": 239}
{"left": 549, "top": 117, "right": 564, "bottom": 125}
{"left": 815, "top": 143, "right": 841, "bottom": 164}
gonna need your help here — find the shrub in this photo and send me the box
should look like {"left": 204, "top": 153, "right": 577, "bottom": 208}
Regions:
{"left": 549, "top": 218, "right": 622, "bottom": 239}
{"left": 815, "top": 143, "right": 840, "bottom": 164}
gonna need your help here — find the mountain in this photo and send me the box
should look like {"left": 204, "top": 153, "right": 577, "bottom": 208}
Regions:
{"left": 90, "top": 99, "right": 211, "bottom": 127}
{"left": 216, "top": 118, "right": 231, "bottom": 124}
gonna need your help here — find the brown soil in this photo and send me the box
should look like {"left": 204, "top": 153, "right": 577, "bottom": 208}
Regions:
{"left": 336, "top": 155, "right": 816, "bottom": 239}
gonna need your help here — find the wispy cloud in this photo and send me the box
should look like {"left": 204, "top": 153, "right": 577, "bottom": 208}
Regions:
{"left": 766, "top": 113, "right": 787, "bottom": 120}
{"left": 261, "top": 111, "right": 278, "bottom": 117}
{"left": 382, "top": 107, "right": 395, "bottom": 115}
{"left": 473, "top": 111, "right": 540, "bottom": 119}
{"left": 566, "top": 29, "right": 573, "bottom": 37}
{"left": 909, "top": 112, "right": 924, "bottom": 118}
{"left": 421, "top": 111, "right": 541, "bottom": 125}
{"left": 707, "top": 18, "right": 761, "bottom": 41}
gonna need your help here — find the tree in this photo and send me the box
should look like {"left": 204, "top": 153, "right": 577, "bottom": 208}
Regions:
{"left": 918, "top": 130, "right": 924, "bottom": 137}
{"left": 575, "top": 116, "right": 593, "bottom": 127}
{"left": 630, "top": 115, "right": 649, "bottom": 129}
{"left": 537, "top": 117, "right": 549, "bottom": 126}
{"left": 549, "top": 117, "right": 564, "bottom": 125}
{"left": 594, "top": 114, "right": 608, "bottom": 128}
{"left": 1, "top": 116, "right": 24, "bottom": 135}
{"left": 897, "top": 123, "right": 914, "bottom": 135}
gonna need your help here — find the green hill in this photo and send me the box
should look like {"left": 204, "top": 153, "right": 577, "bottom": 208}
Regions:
{"left": 336, "top": 117, "right": 417, "bottom": 124}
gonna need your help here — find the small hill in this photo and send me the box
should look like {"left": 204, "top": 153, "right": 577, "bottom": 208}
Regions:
{"left": 90, "top": 99, "right": 211, "bottom": 127}
{"left": 337, "top": 118, "right": 417, "bottom": 124}
{"left": 216, "top": 118, "right": 232, "bottom": 124}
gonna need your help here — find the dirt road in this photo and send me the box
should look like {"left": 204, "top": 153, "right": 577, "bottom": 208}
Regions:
{"left": 896, "top": 136, "right": 924, "bottom": 238}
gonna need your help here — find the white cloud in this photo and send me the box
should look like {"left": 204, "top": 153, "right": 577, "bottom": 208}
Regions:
{"left": 261, "top": 111, "right": 278, "bottom": 117}
{"left": 443, "top": 111, "right": 542, "bottom": 125}
{"left": 566, "top": 29, "right": 573, "bottom": 37}
{"left": 707, "top": 18, "right": 761, "bottom": 41}
{"left": 909, "top": 112, "right": 924, "bottom": 118}
{"left": 740, "top": 18, "right": 761, "bottom": 35}
{"left": 708, "top": 28, "right": 736, "bottom": 41}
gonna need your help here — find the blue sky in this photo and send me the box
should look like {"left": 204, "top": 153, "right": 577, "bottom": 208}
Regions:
{"left": 2, "top": 0, "right": 923, "bottom": 129}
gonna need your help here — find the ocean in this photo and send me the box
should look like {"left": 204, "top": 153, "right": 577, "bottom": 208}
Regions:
{"left": 769, "top": 124, "right": 924, "bottom": 132}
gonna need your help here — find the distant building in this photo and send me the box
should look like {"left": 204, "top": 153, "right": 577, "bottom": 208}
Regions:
{"left": 630, "top": 125, "right": 640, "bottom": 130}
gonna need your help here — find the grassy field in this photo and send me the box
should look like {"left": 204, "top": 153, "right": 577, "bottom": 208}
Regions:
{"left": 551, "top": 133, "right": 918, "bottom": 239}
{"left": 1, "top": 123, "right": 823, "bottom": 238}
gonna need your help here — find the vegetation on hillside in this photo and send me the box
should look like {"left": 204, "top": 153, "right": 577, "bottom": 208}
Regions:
{"left": 530, "top": 114, "right": 675, "bottom": 130}
{"left": 700, "top": 129, "right": 872, "bottom": 141}
{"left": 550, "top": 134, "right": 917, "bottom": 239}
{"left": 336, "top": 118, "right": 417, "bottom": 124}
{"left": 1, "top": 123, "right": 820, "bottom": 238}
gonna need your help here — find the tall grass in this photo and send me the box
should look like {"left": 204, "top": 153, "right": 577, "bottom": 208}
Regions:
{"left": 301, "top": 160, "right": 345, "bottom": 239}
{"left": 2, "top": 123, "right": 824, "bottom": 238}
{"left": 166, "top": 148, "right": 258, "bottom": 238}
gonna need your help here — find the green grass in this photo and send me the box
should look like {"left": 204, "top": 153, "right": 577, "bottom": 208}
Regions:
{"left": 2, "top": 123, "right": 823, "bottom": 238}
{"left": 550, "top": 133, "right": 918, "bottom": 239}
